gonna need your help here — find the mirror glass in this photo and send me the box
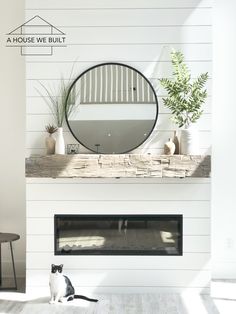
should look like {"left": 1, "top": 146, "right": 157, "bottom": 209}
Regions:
{"left": 66, "top": 63, "right": 158, "bottom": 154}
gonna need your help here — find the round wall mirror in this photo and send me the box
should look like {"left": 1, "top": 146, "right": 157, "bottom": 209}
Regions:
{"left": 66, "top": 63, "right": 158, "bottom": 154}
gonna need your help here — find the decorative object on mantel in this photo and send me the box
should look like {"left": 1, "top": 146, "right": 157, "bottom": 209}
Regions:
{"left": 45, "top": 124, "right": 57, "bottom": 155}
{"left": 173, "top": 130, "right": 180, "bottom": 154}
{"left": 159, "top": 50, "right": 209, "bottom": 155}
{"left": 67, "top": 144, "right": 80, "bottom": 154}
{"left": 25, "top": 154, "right": 211, "bottom": 178}
{"left": 55, "top": 127, "right": 65, "bottom": 155}
{"left": 180, "top": 125, "right": 200, "bottom": 155}
{"left": 164, "top": 138, "right": 175, "bottom": 155}
{"left": 37, "top": 65, "right": 78, "bottom": 155}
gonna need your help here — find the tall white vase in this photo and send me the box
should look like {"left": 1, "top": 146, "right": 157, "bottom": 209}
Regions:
{"left": 180, "top": 126, "right": 200, "bottom": 155}
{"left": 55, "top": 127, "right": 65, "bottom": 154}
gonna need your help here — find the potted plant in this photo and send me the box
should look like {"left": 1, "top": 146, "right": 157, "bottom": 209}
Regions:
{"left": 37, "top": 69, "right": 77, "bottom": 155}
{"left": 159, "top": 50, "right": 209, "bottom": 154}
{"left": 45, "top": 124, "right": 57, "bottom": 155}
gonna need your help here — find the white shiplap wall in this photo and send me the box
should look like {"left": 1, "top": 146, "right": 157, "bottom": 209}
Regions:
{"left": 25, "top": 0, "right": 211, "bottom": 294}
{"left": 26, "top": 178, "right": 211, "bottom": 294}
{"left": 25, "top": 0, "right": 212, "bottom": 157}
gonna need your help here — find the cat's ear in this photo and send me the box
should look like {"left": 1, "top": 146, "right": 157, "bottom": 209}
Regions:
{"left": 51, "top": 264, "right": 55, "bottom": 267}
{"left": 60, "top": 264, "right": 63, "bottom": 268}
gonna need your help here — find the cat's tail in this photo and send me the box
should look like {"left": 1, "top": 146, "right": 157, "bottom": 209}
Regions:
{"left": 74, "top": 295, "right": 98, "bottom": 302}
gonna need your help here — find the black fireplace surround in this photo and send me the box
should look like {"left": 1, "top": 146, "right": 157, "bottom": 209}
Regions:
{"left": 54, "top": 214, "right": 183, "bottom": 256}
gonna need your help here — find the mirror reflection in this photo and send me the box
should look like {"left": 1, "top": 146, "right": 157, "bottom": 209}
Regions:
{"left": 66, "top": 63, "right": 158, "bottom": 154}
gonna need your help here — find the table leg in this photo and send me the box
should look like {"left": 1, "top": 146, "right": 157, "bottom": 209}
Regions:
{"left": 10, "top": 242, "right": 17, "bottom": 290}
{"left": 0, "top": 243, "right": 1, "bottom": 286}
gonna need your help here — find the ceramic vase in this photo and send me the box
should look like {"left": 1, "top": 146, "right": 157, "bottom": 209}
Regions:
{"left": 180, "top": 126, "right": 200, "bottom": 155}
{"left": 173, "top": 130, "right": 180, "bottom": 155}
{"left": 164, "top": 138, "right": 176, "bottom": 155}
{"left": 55, "top": 127, "right": 65, "bottom": 154}
{"left": 45, "top": 134, "right": 56, "bottom": 155}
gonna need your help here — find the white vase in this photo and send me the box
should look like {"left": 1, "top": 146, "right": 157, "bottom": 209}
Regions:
{"left": 55, "top": 127, "right": 65, "bottom": 154}
{"left": 180, "top": 126, "right": 200, "bottom": 155}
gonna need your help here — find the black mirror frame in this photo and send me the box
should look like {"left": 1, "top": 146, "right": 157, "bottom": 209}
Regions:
{"left": 65, "top": 62, "right": 159, "bottom": 154}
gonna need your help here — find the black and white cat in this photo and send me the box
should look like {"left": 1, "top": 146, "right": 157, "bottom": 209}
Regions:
{"left": 49, "top": 264, "right": 98, "bottom": 304}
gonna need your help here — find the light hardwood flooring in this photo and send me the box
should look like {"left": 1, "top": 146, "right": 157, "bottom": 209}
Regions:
{"left": 0, "top": 279, "right": 235, "bottom": 314}
{"left": 0, "top": 294, "right": 220, "bottom": 314}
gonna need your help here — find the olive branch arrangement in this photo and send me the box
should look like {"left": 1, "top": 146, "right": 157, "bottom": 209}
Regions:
{"left": 159, "top": 50, "right": 209, "bottom": 128}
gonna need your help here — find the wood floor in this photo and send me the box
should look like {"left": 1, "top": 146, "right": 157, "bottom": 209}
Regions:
{"left": 0, "top": 293, "right": 222, "bottom": 314}
{"left": 1, "top": 279, "right": 236, "bottom": 313}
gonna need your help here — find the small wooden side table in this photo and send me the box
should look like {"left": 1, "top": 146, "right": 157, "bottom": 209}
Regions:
{"left": 0, "top": 233, "right": 20, "bottom": 290}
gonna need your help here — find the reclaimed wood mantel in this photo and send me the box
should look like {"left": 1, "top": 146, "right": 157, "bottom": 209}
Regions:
{"left": 25, "top": 154, "right": 211, "bottom": 178}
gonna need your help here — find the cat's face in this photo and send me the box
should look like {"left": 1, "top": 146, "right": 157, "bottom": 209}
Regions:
{"left": 51, "top": 264, "right": 63, "bottom": 274}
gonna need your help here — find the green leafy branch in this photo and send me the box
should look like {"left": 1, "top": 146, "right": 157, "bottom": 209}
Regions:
{"left": 159, "top": 50, "right": 209, "bottom": 128}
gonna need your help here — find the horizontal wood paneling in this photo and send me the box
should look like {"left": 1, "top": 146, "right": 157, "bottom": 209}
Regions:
{"left": 25, "top": 9, "right": 212, "bottom": 27}
{"left": 26, "top": 269, "right": 210, "bottom": 287}
{"left": 22, "top": 27, "right": 211, "bottom": 47}
{"left": 26, "top": 0, "right": 213, "bottom": 10}
{"left": 184, "top": 218, "right": 210, "bottom": 235}
{"left": 26, "top": 61, "right": 212, "bottom": 80}
{"left": 26, "top": 217, "right": 210, "bottom": 236}
{"left": 26, "top": 252, "right": 210, "bottom": 270}
{"left": 25, "top": 0, "right": 212, "bottom": 154}
{"left": 26, "top": 183, "right": 210, "bottom": 201}
{"left": 25, "top": 2, "right": 212, "bottom": 158}
{"left": 25, "top": 43, "right": 212, "bottom": 63}
{"left": 26, "top": 200, "right": 210, "bottom": 218}
{"left": 25, "top": 0, "right": 211, "bottom": 292}
{"left": 185, "top": 236, "right": 210, "bottom": 253}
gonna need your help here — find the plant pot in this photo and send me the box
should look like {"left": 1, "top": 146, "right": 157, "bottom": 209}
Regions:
{"left": 180, "top": 127, "right": 200, "bottom": 155}
{"left": 55, "top": 127, "right": 65, "bottom": 154}
{"left": 45, "top": 134, "right": 55, "bottom": 155}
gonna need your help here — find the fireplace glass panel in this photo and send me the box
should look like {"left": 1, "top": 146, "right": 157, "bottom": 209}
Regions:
{"left": 54, "top": 215, "right": 182, "bottom": 255}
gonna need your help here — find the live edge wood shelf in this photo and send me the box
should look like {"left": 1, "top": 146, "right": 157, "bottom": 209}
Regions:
{"left": 25, "top": 154, "right": 211, "bottom": 178}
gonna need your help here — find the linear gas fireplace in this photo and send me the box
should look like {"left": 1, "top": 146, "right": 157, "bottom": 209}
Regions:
{"left": 54, "top": 214, "right": 183, "bottom": 256}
